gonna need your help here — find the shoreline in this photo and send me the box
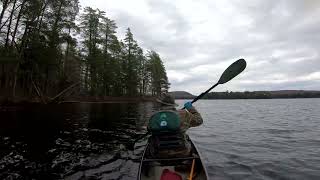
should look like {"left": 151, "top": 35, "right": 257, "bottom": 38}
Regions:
{"left": 2, "top": 96, "right": 319, "bottom": 106}
{"left": 0, "top": 96, "right": 157, "bottom": 106}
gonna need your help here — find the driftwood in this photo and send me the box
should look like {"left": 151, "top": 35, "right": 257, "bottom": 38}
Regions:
{"left": 50, "top": 82, "right": 80, "bottom": 103}
{"left": 30, "top": 80, "right": 80, "bottom": 104}
{"left": 32, "top": 79, "right": 47, "bottom": 104}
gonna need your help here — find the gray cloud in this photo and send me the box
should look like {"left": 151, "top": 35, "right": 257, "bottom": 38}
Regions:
{"left": 80, "top": 0, "right": 320, "bottom": 94}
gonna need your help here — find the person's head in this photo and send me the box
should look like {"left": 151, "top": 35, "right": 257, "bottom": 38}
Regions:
{"left": 156, "top": 93, "right": 177, "bottom": 109}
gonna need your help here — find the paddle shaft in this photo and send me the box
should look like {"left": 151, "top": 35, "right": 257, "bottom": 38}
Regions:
{"left": 191, "top": 82, "right": 219, "bottom": 104}
{"left": 189, "top": 159, "right": 196, "bottom": 180}
{"left": 181, "top": 82, "right": 218, "bottom": 110}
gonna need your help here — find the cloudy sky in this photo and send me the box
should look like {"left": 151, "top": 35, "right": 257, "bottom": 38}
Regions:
{"left": 80, "top": 0, "right": 320, "bottom": 94}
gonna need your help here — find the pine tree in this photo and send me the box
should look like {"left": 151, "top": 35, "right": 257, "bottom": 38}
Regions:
{"left": 80, "top": 7, "right": 104, "bottom": 95}
{"left": 123, "top": 28, "right": 142, "bottom": 96}
{"left": 101, "top": 16, "right": 118, "bottom": 96}
{"left": 147, "top": 51, "right": 170, "bottom": 95}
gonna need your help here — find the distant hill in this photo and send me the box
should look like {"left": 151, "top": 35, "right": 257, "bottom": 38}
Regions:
{"left": 169, "top": 91, "right": 196, "bottom": 99}
{"left": 203, "top": 90, "right": 320, "bottom": 99}
{"left": 258, "top": 90, "right": 320, "bottom": 95}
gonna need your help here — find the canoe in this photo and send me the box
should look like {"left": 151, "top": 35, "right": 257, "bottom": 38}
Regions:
{"left": 137, "top": 135, "right": 209, "bottom": 180}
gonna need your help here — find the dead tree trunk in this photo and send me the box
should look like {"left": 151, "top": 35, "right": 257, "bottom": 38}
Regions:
{"left": 5, "top": 0, "right": 17, "bottom": 50}
{"left": 0, "top": 0, "right": 10, "bottom": 32}
{"left": 11, "top": 0, "right": 26, "bottom": 48}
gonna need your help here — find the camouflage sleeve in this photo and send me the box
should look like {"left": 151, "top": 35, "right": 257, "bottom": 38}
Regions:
{"left": 178, "top": 107, "right": 203, "bottom": 130}
{"left": 187, "top": 107, "right": 203, "bottom": 127}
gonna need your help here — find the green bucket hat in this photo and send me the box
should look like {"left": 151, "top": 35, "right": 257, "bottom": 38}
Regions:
{"left": 156, "top": 93, "right": 178, "bottom": 106}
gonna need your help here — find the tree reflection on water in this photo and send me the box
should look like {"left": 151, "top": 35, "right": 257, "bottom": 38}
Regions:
{"left": 0, "top": 102, "right": 155, "bottom": 179}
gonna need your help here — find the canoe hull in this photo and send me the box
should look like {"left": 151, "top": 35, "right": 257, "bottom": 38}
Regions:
{"left": 137, "top": 135, "right": 209, "bottom": 180}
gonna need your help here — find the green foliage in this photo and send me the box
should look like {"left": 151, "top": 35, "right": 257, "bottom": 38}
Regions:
{"left": 0, "top": 1, "right": 169, "bottom": 98}
{"left": 147, "top": 51, "right": 170, "bottom": 95}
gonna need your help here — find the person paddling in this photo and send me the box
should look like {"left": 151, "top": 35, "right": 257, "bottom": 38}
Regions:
{"left": 148, "top": 93, "right": 203, "bottom": 158}
{"left": 156, "top": 93, "right": 203, "bottom": 131}
{"left": 138, "top": 59, "right": 247, "bottom": 180}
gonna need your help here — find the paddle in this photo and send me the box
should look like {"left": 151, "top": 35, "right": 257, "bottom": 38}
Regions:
{"left": 184, "top": 58, "right": 247, "bottom": 108}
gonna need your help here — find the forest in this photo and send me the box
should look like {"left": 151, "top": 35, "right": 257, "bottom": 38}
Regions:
{"left": 202, "top": 91, "right": 320, "bottom": 99}
{"left": 0, "top": 0, "right": 169, "bottom": 102}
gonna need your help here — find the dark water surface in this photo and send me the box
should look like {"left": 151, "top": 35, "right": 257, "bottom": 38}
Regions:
{"left": 1, "top": 99, "right": 320, "bottom": 179}
{"left": 0, "top": 102, "right": 154, "bottom": 179}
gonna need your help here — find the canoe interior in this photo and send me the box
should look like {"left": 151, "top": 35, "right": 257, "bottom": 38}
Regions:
{"left": 138, "top": 137, "right": 208, "bottom": 180}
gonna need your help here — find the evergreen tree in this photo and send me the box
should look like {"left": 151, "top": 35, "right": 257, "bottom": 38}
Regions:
{"left": 123, "top": 28, "right": 140, "bottom": 96}
{"left": 80, "top": 7, "right": 104, "bottom": 95}
{"left": 101, "top": 16, "right": 118, "bottom": 96}
{"left": 147, "top": 51, "right": 170, "bottom": 95}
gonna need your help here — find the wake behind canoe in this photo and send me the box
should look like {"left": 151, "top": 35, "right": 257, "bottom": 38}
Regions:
{"left": 138, "top": 135, "right": 209, "bottom": 180}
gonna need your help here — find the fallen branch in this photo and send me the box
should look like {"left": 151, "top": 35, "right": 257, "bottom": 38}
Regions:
{"left": 32, "top": 79, "right": 47, "bottom": 104}
{"left": 50, "top": 82, "right": 80, "bottom": 103}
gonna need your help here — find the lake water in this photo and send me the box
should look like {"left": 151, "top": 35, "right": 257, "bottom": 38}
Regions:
{"left": 0, "top": 99, "right": 320, "bottom": 179}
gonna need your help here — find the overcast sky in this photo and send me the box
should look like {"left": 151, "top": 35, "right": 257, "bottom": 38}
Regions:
{"left": 80, "top": 0, "right": 320, "bottom": 94}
